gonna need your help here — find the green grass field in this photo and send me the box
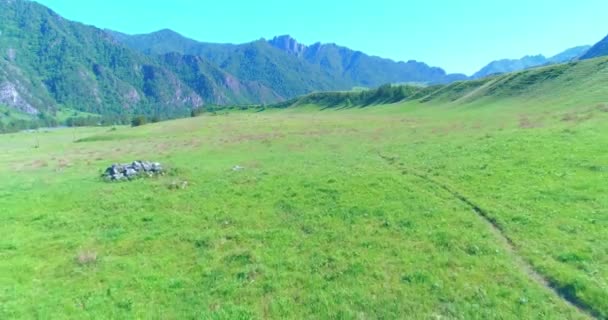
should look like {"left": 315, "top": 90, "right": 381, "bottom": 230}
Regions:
{"left": 1, "top": 59, "right": 608, "bottom": 319}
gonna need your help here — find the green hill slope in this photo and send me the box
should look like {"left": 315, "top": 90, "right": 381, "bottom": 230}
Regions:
{"left": 580, "top": 34, "right": 608, "bottom": 60}
{"left": 159, "top": 53, "right": 282, "bottom": 105}
{"left": 0, "top": 0, "right": 203, "bottom": 117}
{"left": 194, "top": 39, "right": 348, "bottom": 99}
{"left": 278, "top": 56, "right": 608, "bottom": 110}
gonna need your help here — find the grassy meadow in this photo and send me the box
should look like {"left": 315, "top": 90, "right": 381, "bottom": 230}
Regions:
{"left": 2, "top": 56, "right": 608, "bottom": 320}
{"left": 1, "top": 90, "right": 607, "bottom": 319}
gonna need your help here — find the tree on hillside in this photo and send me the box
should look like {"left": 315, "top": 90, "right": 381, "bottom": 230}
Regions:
{"left": 344, "top": 98, "right": 353, "bottom": 108}
{"left": 191, "top": 107, "right": 204, "bottom": 117}
{"left": 131, "top": 115, "right": 148, "bottom": 127}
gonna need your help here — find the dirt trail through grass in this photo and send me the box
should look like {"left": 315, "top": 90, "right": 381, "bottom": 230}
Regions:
{"left": 379, "top": 153, "right": 599, "bottom": 319}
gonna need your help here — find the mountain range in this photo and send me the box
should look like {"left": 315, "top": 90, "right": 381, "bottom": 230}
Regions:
{"left": 0, "top": 0, "right": 468, "bottom": 118}
{"left": 109, "top": 30, "right": 468, "bottom": 98}
{"left": 472, "top": 46, "right": 591, "bottom": 79}
{"left": 0, "top": 0, "right": 607, "bottom": 119}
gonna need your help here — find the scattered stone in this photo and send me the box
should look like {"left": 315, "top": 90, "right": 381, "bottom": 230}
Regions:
{"left": 75, "top": 250, "right": 98, "bottom": 266}
{"left": 103, "top": 160, "right": 164, "bottom": 181}
{"left": 168, "top": 180, "right": 188, "bottom": 190}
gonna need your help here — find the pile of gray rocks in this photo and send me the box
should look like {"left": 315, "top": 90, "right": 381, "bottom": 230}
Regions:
{"left": 103, "top": 161, "right": 164, "bottom": 181}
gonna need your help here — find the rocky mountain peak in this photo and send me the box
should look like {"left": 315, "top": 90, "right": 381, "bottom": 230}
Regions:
{"left": 268, "top": 35, "right": 307, "bottom": 56}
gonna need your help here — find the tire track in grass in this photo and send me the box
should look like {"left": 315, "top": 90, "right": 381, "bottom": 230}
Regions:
{"left": 378, "top": 153, "right": 600, "bottom": 319}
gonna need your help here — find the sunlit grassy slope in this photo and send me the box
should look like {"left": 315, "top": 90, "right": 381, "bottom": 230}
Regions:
{"left": 1, "top": 58, "right": 607, "bottom": 319}
{"left": 283, "top": 56, "right": 608, "bottom": 113}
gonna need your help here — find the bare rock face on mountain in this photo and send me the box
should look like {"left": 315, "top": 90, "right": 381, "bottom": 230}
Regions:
{"left": 0, "top": 81, "right": 38, "bottom": 114}
{"left": 6, "top": 48, "right": 16, "bottom": 61}
{"left": 268, "top": 35, "right": 307, "bottom": 57}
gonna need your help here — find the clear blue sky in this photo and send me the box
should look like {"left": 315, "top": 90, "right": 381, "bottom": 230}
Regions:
{"left": 34, "top": 0, "right": 608, "bottom": 75}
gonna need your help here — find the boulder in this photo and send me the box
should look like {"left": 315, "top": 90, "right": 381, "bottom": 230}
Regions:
{"left": 151, "top": 162, "right": 163, "bottom": 172}
{"left": 142, "top": 162, "right": 152, "bottom": 171}
{"left": 125, "top": 168, "right": 138, "bottom": 177}
{"left": 102, "top": 161, "right": 165, "bottom": 181}
{"left": 132, "top": 161, "right": 143, "bottom": 170}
